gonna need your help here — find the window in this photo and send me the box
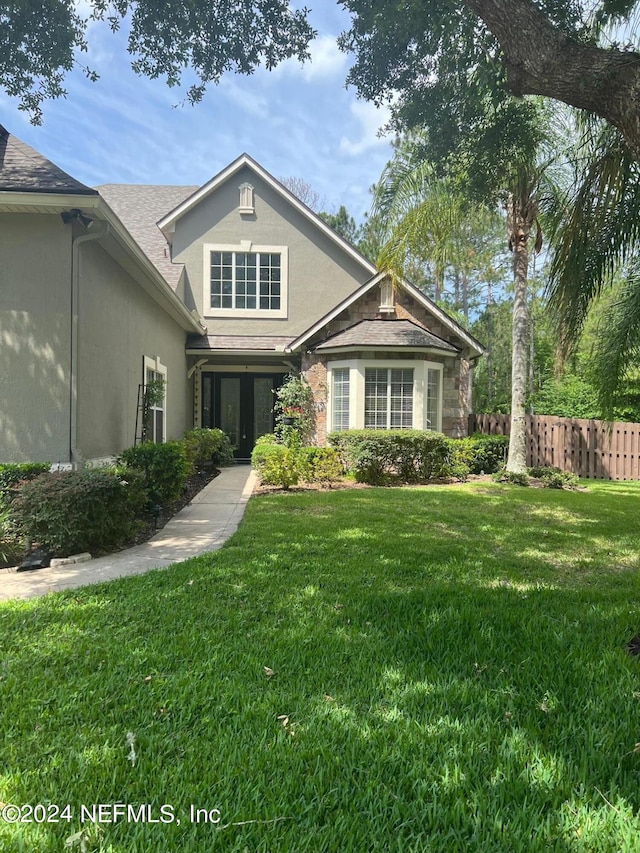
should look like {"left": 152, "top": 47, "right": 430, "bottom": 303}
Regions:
{"left": 365, "top": 368, "right": 414, "bottom": 429}
{"left": 204, "top": 244, "right": 287, "bottom": 317}
{"left": 143, "top": 356, "right": 167, "bottom": 443}
{"left": 328, "top": 360, "right": 442, "bottom": 433}
{"left": 331, "top": 368, "right": 350, "bottom": 431}
{"left": 426, "top": 368, "right": 439, "bottom": 430}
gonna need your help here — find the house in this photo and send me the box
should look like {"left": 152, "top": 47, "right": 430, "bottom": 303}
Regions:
{"left": 0, "top": 127, "right": 484, "bottom": 465}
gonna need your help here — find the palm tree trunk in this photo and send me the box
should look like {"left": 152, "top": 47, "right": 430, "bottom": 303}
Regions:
{"left": 507, "top": 196, "right": 531, "bottom": 473}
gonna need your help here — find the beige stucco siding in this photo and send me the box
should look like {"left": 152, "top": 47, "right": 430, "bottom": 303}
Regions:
{"left": 0, "top": 214, "right": 72, "bottom": 463}
{"left": 171, "top": 165, "right": 372, "bottom": 337}
{"left": 77, "top": 241, "right": 191, "bottom": 459}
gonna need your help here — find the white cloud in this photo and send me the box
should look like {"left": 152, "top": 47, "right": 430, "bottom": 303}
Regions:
{"left": 272, "top": 34, "right": 348, "bottom": 82}
{"left": 302, "top": 35, "right": 349, "bottom": 81}
{"left": 339, "top": 99, "right": 392, "bottom": 157}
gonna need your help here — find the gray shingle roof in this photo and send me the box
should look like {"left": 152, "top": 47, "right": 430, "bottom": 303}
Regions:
{"left": 314, "top": 319, "right": 460, "bottom": 352}
{"left": 0, "top": 125, "right": 97, "bottom": 195}
{"left": 187, "top": 334, "right": 294, "bottom": 351}
{"left": 97, "top": 183, "right": 198, "bottom": 290}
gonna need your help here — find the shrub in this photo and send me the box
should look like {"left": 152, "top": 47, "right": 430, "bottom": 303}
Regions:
{"left": 0, "top": 462, "right": 50, "bottom": 508}
{"left": 182, "top": 428, "right": 233, "bottom": 471}
{"left": 251, "top": 439, "right": 308, "bottom": 490}
{"left": 10, "top": 469, "right": 147, "bottom": 556}
{"left": 328, "top": 430, "right": 450, "bottom": 484}
{"left": 303, "top": 447, "right": 343, "bottom": 484}
{"left": 492, "top": 468, "right": 530, "bottom": 486}
{"left": 119, "top": 441, "right": 190, "bottom": 505}
{"left": 443, "top": 434, "right": 509, "bottom": 480}
{"left": 465, "top": 434, "right": 510, "bottom": 474}
{"left": 527, "top": 466, "right": 580, "bottom": 489}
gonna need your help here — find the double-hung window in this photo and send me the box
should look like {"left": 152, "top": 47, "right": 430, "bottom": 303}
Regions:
{"left": 205, "top": 245, "right": 287, "bottom": 317}
{"left": 365, "top": 368, "right": 414, "bottom": 429}
{"left": 331, "top": 367, "right": 350, "bottom": 431}
{"left": 143, "top": 356, "right": 167, "bottom": 443}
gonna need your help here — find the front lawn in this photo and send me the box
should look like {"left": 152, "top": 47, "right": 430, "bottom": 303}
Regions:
{"left": 2, "top": 481, "right": 640, "bottom": 852}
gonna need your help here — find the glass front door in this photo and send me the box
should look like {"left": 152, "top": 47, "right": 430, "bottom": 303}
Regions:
{"left": 201, "top": 373, "right": 285, "bottom": 460}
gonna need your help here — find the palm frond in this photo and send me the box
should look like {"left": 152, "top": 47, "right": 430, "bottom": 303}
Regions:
{"left": 546, "top": 123, "right": 640, "bottom": 355}
{"left": 591, "top": 261, "right": 640, "bottom": 418}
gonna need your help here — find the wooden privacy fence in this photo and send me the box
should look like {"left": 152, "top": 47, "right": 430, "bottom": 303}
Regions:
{"left": 469, "top": 413, "right": 640, "bottom": 480}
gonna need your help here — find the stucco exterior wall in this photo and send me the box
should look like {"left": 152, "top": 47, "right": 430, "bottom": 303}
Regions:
{"left": 77, "top": 240, "right": 191, "bottom": 459}
{"left": 171, "top": 165, "right": 373, "bottom": 337}
{"left": 0, "top": 214, "right": 72, "bottom": 463}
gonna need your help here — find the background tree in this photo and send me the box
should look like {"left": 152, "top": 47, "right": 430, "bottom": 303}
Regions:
{"left": 6, "top": 0, "right": 640, "bottom": 150}
{"left": 279, "top": 176, "right": 325, "bottom": 213}
{"left": 2, "top": 0, "right": 315, "bottom": 123}
{"left": 318, "top": 205, "right": 361, "bottom": 245}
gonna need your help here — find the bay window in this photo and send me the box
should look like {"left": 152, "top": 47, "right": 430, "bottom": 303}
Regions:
{"left": 328, "top": 360, "right": 443, "bottom": 434}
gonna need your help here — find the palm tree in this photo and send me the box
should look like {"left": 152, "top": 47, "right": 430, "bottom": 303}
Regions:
{"left": 545, "top": 120, "right": 640, "bottom": 417}
{"left": 371, "top": 132, "right": 546, "bottom": 473}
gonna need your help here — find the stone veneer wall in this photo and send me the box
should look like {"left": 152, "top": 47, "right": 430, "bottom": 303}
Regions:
{"left": 300, "top": 285, "right": 473, "bottom": 443}
{"left": 301, "top": 354, "right": 328, "bottom": 445}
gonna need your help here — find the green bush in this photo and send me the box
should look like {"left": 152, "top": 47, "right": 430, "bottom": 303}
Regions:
{"left": 444, "top": 434, "right": 509, "bottom": 479}
{"left": 119, "top": 441, "right": 190, "bottom": 505}
{"left": 0, "top": 462, "right": 50, "bottom": 508}
{"left": 465, "top": 434, "right": 510, "bottom": 474}
{"left": 182, "top": 428, "right": 233, "bottom": 471}
{"left": 527, "top": 466, "right": 580, "bottom": 489}
{"left": 251, "top": 439, "right": 308, "bottom": 490}
{"left": 492, "top": 468, "right": 530, "bottom": 486}
{"left": 10, "top": 469, "right": 147, "bottom": 557}
{"left": 303, "top": 447, "right": 343, "bottom": 484}
{"left": 328, "top": 430, "right": 450, "bottom": 484}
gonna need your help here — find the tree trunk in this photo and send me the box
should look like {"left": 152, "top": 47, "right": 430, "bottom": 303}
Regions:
{"left": 463, "top": 0, "right": 640, "bottom": 162}
{"left": 528, "top": 294, "right": 535, "bottom": 412}
{"left": 506, "top": 192, "right": 532, "bottom": 474}
{"left": 462, "top": 270, "right": 469, "bottom": 324}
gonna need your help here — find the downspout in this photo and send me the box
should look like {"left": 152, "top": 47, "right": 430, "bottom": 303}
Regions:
{"left": 69, "top": 222, "right": 109, "bottom": 468}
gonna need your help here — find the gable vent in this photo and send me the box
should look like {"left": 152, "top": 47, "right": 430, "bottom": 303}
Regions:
{"left": 239, "top": 182, "right": 254, "bottom": 215}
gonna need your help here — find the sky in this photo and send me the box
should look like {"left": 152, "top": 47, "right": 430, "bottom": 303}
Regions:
{"left": 0, "top": 5, "right": 394, "bottom": 222}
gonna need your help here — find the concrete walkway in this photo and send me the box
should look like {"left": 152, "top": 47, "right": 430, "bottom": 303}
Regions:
{"left": 0, "top": 465, "right": 256, "bottom": 602}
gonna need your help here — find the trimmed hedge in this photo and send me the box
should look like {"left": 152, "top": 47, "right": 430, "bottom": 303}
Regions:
{"left": 119, "top": 441, "right": 190, "bottom": 504}
{"left": 10, "top": 469, "right": 147, "bottom": 556}
{"left": 252, "top": 442, "right": 344, "bottom": 489}
{"left": 447, "top": 434, "right": 509, "bottom": 479}
{"left": 251, "top": 442, "right": 306, "bottom": 490}
{"left": 0, "top": 463, "right": 50, "bottom": 508}
{"left": 303, "top": 447, "right": 343, "bottom": 484}
{"left": 328, "top": 430, "right": 450, "bottom": 484}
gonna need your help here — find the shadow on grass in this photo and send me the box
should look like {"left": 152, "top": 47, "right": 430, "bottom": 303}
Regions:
{"left": 2, "top": 482, "right": 640, "bottom": 852}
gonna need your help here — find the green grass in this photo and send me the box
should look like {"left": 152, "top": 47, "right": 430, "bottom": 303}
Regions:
{"left": 2, "top": 480, "right": 640, "bottom": 852}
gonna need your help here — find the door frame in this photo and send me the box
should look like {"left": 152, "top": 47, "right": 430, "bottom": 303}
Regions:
{"left": 201, "top": 370, "right": 287, "bottom": 460}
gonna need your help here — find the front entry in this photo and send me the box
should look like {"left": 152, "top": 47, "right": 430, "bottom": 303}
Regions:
{"left": 201, "top": 373, "right": 285, "bottom": 460}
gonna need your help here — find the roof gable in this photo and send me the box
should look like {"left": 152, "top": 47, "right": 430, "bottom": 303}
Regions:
{"left": 0, "top": 126, "right": 97, "bottom": 195}
{"left": 157, "top": 153, "right": 377, "bottom": 276}
{"left": 288, "top": 271, "right": 485, "bottom": 357}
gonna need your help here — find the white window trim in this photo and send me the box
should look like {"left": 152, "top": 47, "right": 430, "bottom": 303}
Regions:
{"left": 143, "top": 355, "right": 167, "bottom": 443}
{"left": 203, "top": 242, "right": 288, "bottom": 318}
{"left": 327, "top": 358, "right": 444, "bottom": 434}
